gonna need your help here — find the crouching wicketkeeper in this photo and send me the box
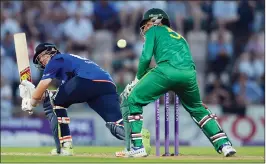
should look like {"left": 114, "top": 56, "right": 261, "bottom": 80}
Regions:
{"left": 116, "top": 8, "right": 236, "bottom": 158}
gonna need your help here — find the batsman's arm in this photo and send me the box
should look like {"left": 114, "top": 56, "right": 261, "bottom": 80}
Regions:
{"left": 30, "top": 58, "right": 62, "bottom": 106}
{"left": 136, "top": 27, "right": 155, "bottom": 80}
{"left": 31, "top": 78, "right": 52, "bottom": 107}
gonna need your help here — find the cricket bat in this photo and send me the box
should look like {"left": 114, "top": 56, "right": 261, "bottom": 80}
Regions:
{"left": 13, "top": 33, "right": 32, "bottom": 82}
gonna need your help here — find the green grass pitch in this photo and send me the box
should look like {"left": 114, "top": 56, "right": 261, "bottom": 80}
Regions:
{"left": 1, "top": 146, "right": 264, "bottom": 163}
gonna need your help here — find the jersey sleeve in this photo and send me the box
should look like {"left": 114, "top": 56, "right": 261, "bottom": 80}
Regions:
{"left": 41, "top": 58, "right": 63, "bottom": 80}
{"left": 136, "top": 27, "right": 155, "bottom": 80}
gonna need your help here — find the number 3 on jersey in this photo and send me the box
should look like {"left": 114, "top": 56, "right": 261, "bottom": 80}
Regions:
{"left": 166, "top": 27, "right": 183, "bottom": 40}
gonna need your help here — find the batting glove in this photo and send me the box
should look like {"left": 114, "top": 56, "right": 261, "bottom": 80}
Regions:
{"left": 19, "top": 80, "right": 35, "bottom": 99}
{"left": 21, "top": 98, "right": 35, "bottom": 115}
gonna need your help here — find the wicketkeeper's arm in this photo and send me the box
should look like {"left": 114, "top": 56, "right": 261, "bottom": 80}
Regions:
{"left": 136, "top": 28, "right": 155, "bottom": 80}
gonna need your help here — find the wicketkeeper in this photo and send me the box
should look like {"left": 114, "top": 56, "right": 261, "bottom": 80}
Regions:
{"left": 19, "top": 43, "right": 151, "bottom": 156}
{"left": 116, "top": 8, "right": 236, "bottom": 158}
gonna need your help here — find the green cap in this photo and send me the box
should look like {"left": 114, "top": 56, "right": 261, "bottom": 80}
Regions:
{"left": 139, "top": 8, "right": 170, "bottom": 28}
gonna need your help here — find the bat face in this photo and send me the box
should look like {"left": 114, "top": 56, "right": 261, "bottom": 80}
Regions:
{"left": 13, "top": 33, "right": 32, "bottom": 82}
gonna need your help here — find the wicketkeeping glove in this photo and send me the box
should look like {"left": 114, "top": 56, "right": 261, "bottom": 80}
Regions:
{"left": 121, "top": 77, "right": 139, "bottom": 98}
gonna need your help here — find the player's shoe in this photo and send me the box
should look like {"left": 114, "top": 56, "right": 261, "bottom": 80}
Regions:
{"left": 220, "top": 144, "right": 236, "bottom": 157}
{"left": 128, "top": 146, "right": 148, "bottom": 157}
{"left": 51, "top": 147, "right": 73, "bottom": 156}
{"left": 142, "top": 128, "right": 151, "bottom": 155}
{"left": 116, "top": 146, "right": 148, "bottom": 158}
{"left": 51, "top": 141, "right": 74, "bottom": 156}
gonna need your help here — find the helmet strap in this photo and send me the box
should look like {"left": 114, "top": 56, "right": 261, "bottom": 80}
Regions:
{"left": 140, "top": 24, "right": 146, "bottom": 37}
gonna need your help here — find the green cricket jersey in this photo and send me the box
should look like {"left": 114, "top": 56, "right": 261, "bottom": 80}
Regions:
{"left": 137, "top": 25, "right": 196, "bottom": 79}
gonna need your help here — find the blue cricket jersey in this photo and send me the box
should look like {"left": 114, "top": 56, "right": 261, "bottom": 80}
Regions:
{"left": 41, "top": 53, "right": 114, "bottom": 84}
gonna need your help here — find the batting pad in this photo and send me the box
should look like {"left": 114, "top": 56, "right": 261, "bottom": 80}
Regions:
{"left": 55, "top": 108, "right": 71, "bottom": 143}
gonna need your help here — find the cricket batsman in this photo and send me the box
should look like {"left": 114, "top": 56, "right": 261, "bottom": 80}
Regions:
{"left": 116, "top": 8, "right": 236, "bottom": 157}
{"left": 19, "top": 43, "right": 151, "bottom": 156}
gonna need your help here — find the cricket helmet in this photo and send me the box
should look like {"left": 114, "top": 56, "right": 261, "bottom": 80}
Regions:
{"left": 33, "top": 43, "right": 60, "bottom": 69}
{"left": 139, "top": 8, "right": 171, "bottom": 28}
